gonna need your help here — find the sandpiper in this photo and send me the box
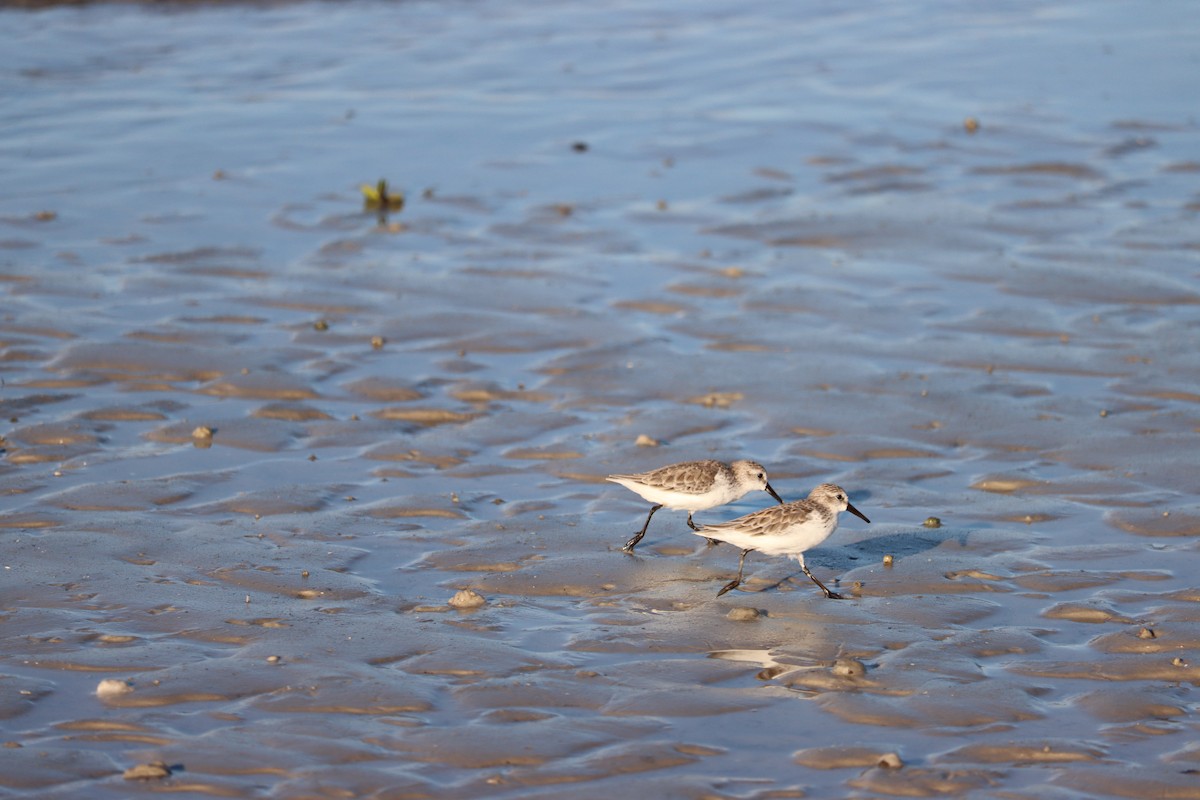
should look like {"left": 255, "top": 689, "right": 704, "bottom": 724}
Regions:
{"left": 607, "top": 459, "right": 784, "bottom": 552}
{"left": 697, "top": 483, "right": 869, "bottom": 599}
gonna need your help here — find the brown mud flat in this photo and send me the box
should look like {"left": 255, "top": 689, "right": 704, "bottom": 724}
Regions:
{"left": 3, "top": 1, "right": 1199, "bottom": 798}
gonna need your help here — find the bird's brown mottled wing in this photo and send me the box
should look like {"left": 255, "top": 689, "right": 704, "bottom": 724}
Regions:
{"left": 633, "top": 459, "right": 723, "bottom": 494}
{"left": 703, "top": 500, "right": 819, "bottom": 536}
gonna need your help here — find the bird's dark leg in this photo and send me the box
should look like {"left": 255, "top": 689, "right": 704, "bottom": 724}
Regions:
{"left": 717, "top": 549, "right": 753, "bottom": 597}
{"left": 623, "top": 504, "right": 662, "bottom": 552}
{"left": 687, "top": 513, "right": 720, "bottom": 546}
{"left": 800, "top": 559, "right": 843, "bottom": 600}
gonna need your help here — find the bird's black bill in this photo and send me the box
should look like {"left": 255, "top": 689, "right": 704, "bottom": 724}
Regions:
{"left": 846, "top": 502, "right": 870, "bottom": 524}
{"left": 765, "top": 483, "right": 785, "bottom": 504}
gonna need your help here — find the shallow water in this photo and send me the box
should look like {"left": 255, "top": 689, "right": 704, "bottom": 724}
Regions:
{"left": 2, "top": 1, "right": 1200, "bottom": 797}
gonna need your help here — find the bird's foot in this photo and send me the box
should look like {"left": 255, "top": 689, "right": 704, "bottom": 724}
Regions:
{"left": 716, "top": 580, "right": 741, "bottom": 597}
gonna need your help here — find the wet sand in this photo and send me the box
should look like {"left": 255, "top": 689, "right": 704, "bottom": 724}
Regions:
{"left": 2, "top": 1, "right": 1199, "bottom": 797}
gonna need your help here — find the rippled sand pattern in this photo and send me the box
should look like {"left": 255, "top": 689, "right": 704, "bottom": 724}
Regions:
{"left": 2, "top": 2, "right": 1199, "bottom": 797}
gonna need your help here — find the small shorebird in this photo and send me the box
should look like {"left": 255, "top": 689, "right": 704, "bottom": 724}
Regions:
{"left": 697, "top": 483, "right": 869, "bottom": 599}
{"left": 607, "top": 459, "right": 784, "bottom": 552}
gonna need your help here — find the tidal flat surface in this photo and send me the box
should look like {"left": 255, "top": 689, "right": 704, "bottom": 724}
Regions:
{"left": 2, "top": 1, "right": 1199, "bottom": 797}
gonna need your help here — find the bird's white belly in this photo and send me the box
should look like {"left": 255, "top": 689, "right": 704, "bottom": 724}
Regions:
{"left": 612, "top": 479, "right": 734, "bottom": 512}
{"left": 709, "top": 522, "right": 838, "bottom": 557}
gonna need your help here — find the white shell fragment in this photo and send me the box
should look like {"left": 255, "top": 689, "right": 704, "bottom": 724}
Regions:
{"left": 832, "top": 658, "right": 867, "bottom": 678}
{"left": 123, "top": 761, "right": 172, "bottom": 780}
{"left": 448, "top": 589, "right": 486, "bottom": 609}
{"left": 96, "top": 679, "right": 133, "bottom": 698}
{"left": 726, "top": 607, "right": 762, "bottom": 621}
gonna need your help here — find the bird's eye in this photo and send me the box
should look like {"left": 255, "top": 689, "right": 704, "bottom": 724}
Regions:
{"left": 757, "top": 473, "right": 764, "bottom": 480}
